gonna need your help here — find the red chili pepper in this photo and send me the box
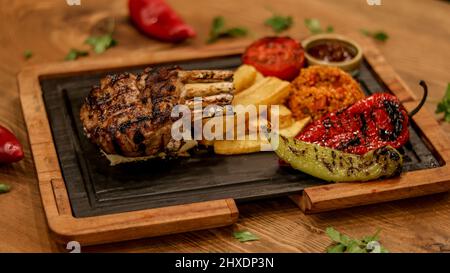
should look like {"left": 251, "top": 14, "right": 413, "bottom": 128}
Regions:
{"left": 296, "top": 93, "right": 409, "bottom": 154}
{"left": 129, "top": 0, "right": 196, "bottom": 42}
{"left": 0, "top": 125, "right": 24, "bottom": 164}
{"left": 295, "top": 81, "right": 428, "bottom": 155}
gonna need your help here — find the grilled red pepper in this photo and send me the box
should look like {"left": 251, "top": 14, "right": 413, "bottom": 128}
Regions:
{"left": 296, "top": 82, "right": 428, "bottom": 155}
{"left": 0, "top": 125, "right": 24, "bottom": 164}
{"left": 129, "top": 0, "right": 196, "bottom": 42}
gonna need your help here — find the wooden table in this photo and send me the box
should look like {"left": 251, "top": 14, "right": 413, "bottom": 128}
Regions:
{"left": 1, "top": 0, "right": 449, "bottom": 253}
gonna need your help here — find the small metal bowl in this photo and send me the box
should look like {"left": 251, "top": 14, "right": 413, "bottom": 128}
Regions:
{"left": 302, "top": 34, "right": 363, "bottom": 75}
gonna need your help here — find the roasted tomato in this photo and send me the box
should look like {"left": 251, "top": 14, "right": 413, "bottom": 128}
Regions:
{"left": 242, "top": 37, "right": 305, "bottom": 81}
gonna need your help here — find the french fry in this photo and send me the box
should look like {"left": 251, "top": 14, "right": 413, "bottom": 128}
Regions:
{"left": 198, "top": 139, "right": 215, "bottom": 147}
{"left": 278, "top": 117, "right": 311, "bottom": 137}
{"left": 254, "top": 71, "right": 264, "bottom": 83}
{"left": 214, "top": 135, "right": 267, "bottom": 155}
{"left": 213, "top": 116, "right": 311, "bottom": 155}
{"left": 272, "top": 105, "right": 294, "bottom": 129}
{"left": 209, "top": 105, "right": 298, "bottom": 140}
{"left": 232, "top": 77, "right": 290, "bottom": 107}
{"left": 233, "top": 65, "right": 257, "bottom": 93}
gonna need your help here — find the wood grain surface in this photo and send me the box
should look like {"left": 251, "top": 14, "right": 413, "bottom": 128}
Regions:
{"left": 0, "top": 0, "right": 449, "bottom": 253}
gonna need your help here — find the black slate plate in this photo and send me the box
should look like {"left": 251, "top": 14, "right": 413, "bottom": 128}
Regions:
{"left": 40, "top": 55, "right": 440, "bottom": 217}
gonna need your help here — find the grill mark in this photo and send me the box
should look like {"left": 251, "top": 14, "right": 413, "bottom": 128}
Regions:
{"left": 99, "top": 104, "right": 147, "bottom": 124}
{"left": 109, "top": 127, "right": 123, "bottom": 155}
{"left": 98, "top": 102, "right": 138, "bottom": 119}
{"left": 138, "top": 143, "right": 146, "bottom": 154}
{"left": 378, "top": 100, "right": 404, "bottom": 141}
{"left": 338, "top": 137, "right": 361, "bottom": 151}
{"left": 87, "top": 79, "right": 139, "bottom": 108}
{"left": 93, "top": 87, "right": 138, "bottom": 106}
{"left": 133, "top": 130, "right": 145, "bottom": 144}
{"left": 360, "top": 113, "right": 367, "bottom": 136}
{"left": 322, "top": 160, "right": 334, "bottom": 173}
{"left": 118, "top": 116, "right": 153, "bottom": 133}
{"left": 347, "top": 167, "right": 356, "bottom": 176}
{"left": 108, "top": 72, "right": 131, "bottom": 86}
{"left": 287, "top": 145, "right": 306, "bottom": 157}
{"left": 152, "top": 103, "right": 173, "bottom": 124}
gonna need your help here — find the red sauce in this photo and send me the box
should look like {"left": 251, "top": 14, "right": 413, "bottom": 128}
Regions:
{"left": 307, "top": 41, "right": 355, "bottom": 63}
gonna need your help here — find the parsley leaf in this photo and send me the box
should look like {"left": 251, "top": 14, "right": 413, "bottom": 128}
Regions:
{"left": 233, "top": 230, "right": 259, "bottom": 242}
{"left": 326, "top": 243, "right": 346, "bottom": 253}
{"left": 361, "top": 228, "right": 381, "bottom": 243}
{"left": 85, "top": 34, "right": 117, "bottom": 54}
{"left": 304, "top": 18, "right": 333, "bottom": 34}
{"left": 64, "top": 18, "right": 116, "bottom": 61}
{"left": 0, "top": 184, "right": 11, "bottom": 194}
{"left": 325, "top": 227, "right": 342, "bottom": 243}
{"left": 305, "top": 18, "right": 321, "bottom": 34}
{"left": 23, "top": 50, "right": 33, "bottom": 60}
{"left": 360, "top": 29, "right": 389, "bottom": 42}
{"left": 325, "top": 227, "right": 388, "bottom": 253}
{"left": 265, "top": 14, "right": 293, "bottom": 33}
{"left": 347, "top": 241, "right": 365, "bottom": 253}
{"left": 65, "top": 49, "right": 89, "bottom": 61}
{"left": 373, "top": 32, "right": 389, "bottom": 42}
{"left": 226, "top": 28, "right": 248, "bottom": 37}
{"left": 207, "top": 16, "right": 248, "bottom": 44}
{"left": 212, "top": 16, "right": 225, "bottom": 33}
{"left": 436, "top": 83, "right": 450, "bottom": 122}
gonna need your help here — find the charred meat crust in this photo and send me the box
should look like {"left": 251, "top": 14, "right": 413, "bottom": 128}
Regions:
{"left": 80, "top": 66, "right": 180, "bottom": 157}
{"left": 80, "top": 66, "right": 234, "bottom": 157}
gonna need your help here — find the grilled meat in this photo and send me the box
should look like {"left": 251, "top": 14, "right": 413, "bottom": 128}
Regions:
{"left": 80, "top": 66, "right": 234, "bottom": 158}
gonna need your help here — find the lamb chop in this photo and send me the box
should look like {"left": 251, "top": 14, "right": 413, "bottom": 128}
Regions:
{"left": 80, "top": 66, "right": 234, "bottom": 162}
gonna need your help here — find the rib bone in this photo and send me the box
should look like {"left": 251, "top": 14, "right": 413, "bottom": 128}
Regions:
{"left": 80, "top": 66, "right": 235, "bottom": 159}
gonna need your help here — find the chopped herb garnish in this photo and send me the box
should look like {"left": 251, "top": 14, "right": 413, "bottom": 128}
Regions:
{"left": 304, "top": 18, "right": 333, "bottom": 34}
{"left": 326, "top": 26, "right": 334, "bottom": 33}
{"left": 373, "top": 32, "right": 389, "bottom": 42}
{"left": 0, "top": 184, "right": 11, "bottom": 194}
{"left": 360, "top": 29, "right": 389, "bottom": 42}
{"left": 23, "top": 50, "right": 33, "bottom": 60}
{"left": 436, "top": 83, "right": 450, "bottom": 122}
{"left": 265, "top": 14, "right": 293, "bottom": 33}
{"left": 207, "top": 16, "right": 248, "bottom": 44}
{"left": 85, "top": 34, "right": 117, "bottom": 54}
{"left": 325, "top": 227, "right": 388, "bottom": 253}
{"left": 65, "top": 18, "right": 116, "bottom": 61}
{"left": 65, "top": 49, "right": 89, "bottom": 61}
{"left": 233, "top": 230, "right": 259, "bottom": 242}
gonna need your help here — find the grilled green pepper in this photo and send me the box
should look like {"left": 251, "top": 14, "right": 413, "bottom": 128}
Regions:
{"left": 273, "top": 135, "right": 402, "bottom": 182}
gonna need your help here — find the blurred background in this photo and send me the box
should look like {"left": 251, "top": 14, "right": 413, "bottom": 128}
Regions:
{"left": 1, "top": 0, "right": 449, "bottom": 127}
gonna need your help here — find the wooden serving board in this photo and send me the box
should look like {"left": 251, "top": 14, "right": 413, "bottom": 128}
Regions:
{"left": 18, "top": 38, "right": 450, "bottom": 245}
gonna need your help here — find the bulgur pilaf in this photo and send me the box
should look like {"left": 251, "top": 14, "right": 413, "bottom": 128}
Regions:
{"left": 287, "top": 66, "right": 365, "bottom": 120}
